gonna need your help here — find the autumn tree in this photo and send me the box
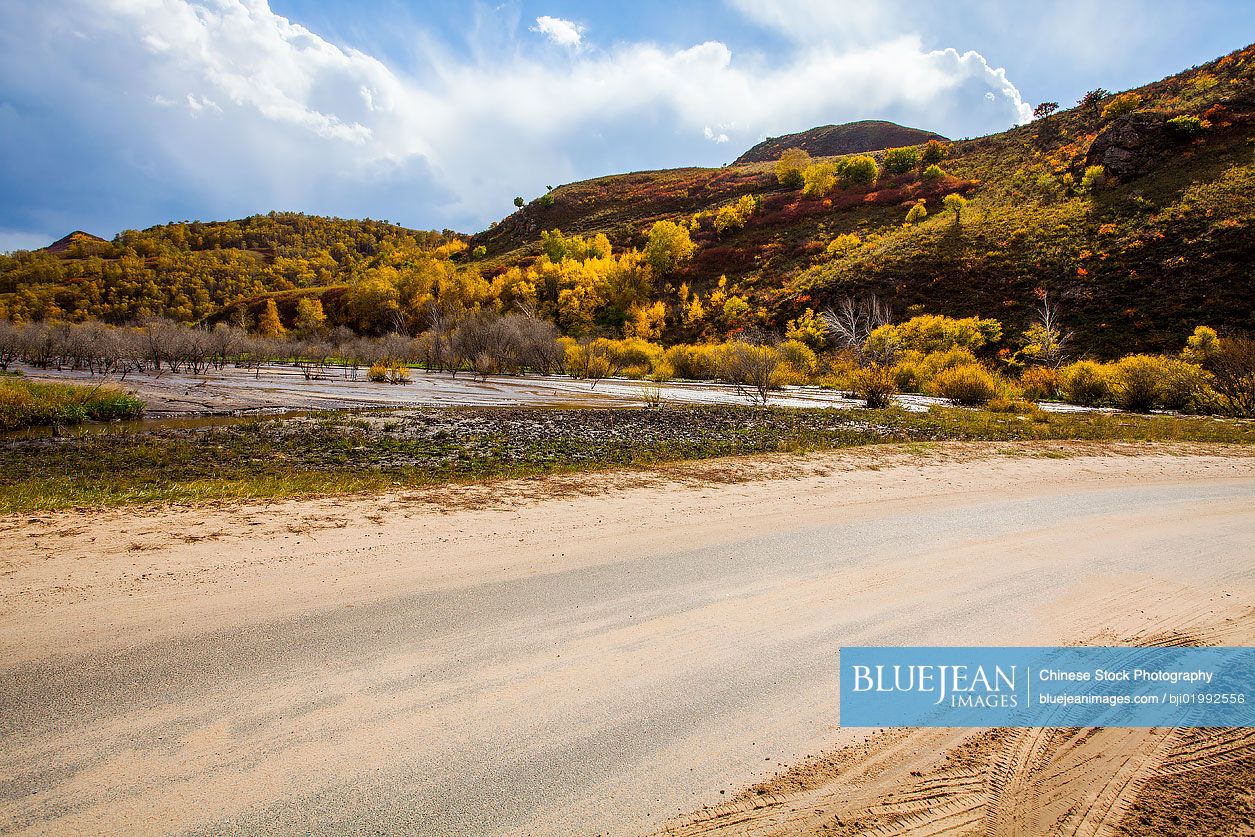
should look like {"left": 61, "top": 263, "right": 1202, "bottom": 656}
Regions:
{"left": 881, "top": 146, "right": 919, "bottom": 175}
{"left": 1079, "top": 88, "right": 1109, "bottom": 115}
{"left": 943, "top": 193, "right": 967, "bottom": 224}
{"left": 1032, "top": 101, "right": 1059, "bottom": 120}
{"left": 920, "top": 139, "right": 949, "bottom": 167}
{"left": 293, "top": 297, "right": 327, "bottom": 337}
{"left": 801, "top": 163, "right": 836, "bottom": 197}
{"left": 774, "top": 148, "right": 810, "bottom": 188}
{"left": 839, "top": 155, "right": 878, "bottom": 188}
{"left": 904, "top": 201, "right": 928, "bottom": 225}
{"left": 644, "top": 220, "right": 694, "bottom": 277}
{"left": 256, "top": 298, "right": 286, "bottom": 337}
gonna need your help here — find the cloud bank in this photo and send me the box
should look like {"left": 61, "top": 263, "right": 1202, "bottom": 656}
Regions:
{"left": 0, "top": 0, "right": 1033, "bottom": 248}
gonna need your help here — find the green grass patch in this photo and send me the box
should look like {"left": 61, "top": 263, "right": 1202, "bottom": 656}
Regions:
{"left": 1, "top": 405, "right": 1250, "bottom": 514}
{"left": 0, "top": 377, "right": 144, "bottom": 430}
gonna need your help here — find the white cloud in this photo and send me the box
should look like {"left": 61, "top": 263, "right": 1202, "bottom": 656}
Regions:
{"left": 0, "top": 230, "right": 55, "bottom": 253}
{"left": 1, "top": 0, "right": 1035, "bottom": 234}
{"left": 531, "top": 16, "right": 584, "bottom": 48}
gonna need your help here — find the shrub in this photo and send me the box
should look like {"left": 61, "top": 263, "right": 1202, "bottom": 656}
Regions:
{"left": 1108, "top": 355, "right": 1169, "bottom": 412}
{"left": 537, "top": 193, "right": 556, "bottom": 207}
{"left": 644, "top": 220, "right": 695, "bottom": 276}
{"left": 368, "top": 362, "right": 389, "bottom": 382}
{"left": 1059, "top": 361, "right": 1110, "bottom": 406}
{"left": 1182, "top": 325, "right": 1220, "bottom": 365}
{"left": 904, "top": 201, "right": 927, "bottom": 225}
{"left": 839, "top": 155, "right": 879, "bottom": 187}
{"left": 663, "top": 344, "right": 720, "bottom": 380}
{"left": 920, "top": 139, "right": 949, "bottom": 167}
{"left": 777, "top": 339, "right": 819, "bottom": 381}
{"left": 825, "top": 233, "right": 861, "bottom": 259}
{"left": 928, "top": 363, "right": 1000, "bottom": 405}
{"left": 921, "top": 164, "right": 945, "bottom": 181}
{"left": 869, "top": 314, "right": 1001, "bottom": 354}
{"left": 1102, "top": 355, "right": 1215, "bottom": 412}
{"left": 882, "top": 146, "right": 919, "bottom": 174}
{"left": 1209, "top": 335, "right": 1255, "bottom": 417}
{"left": 389, "top": 364, "right": 412, "bottom": 384}
{"left": 775, "top": 148, "right": 810, "bottom": 188}
{"left": 1166, "top": 115, "right": 1207, "bottom": 138}
{"left": 1020, "top": 366, "right": 1060, "bottom": 401}
{"left": 471, "top": 245, "right": 487, "bottom": 259}
{"left": 1080, "top": 165, "right": 1107, "bottom": 192}
{"left": 852, "top": 364, "right": 898, "bottom": 408}
{"left": 1101, "top": 92, "right": 1141, "bottom": 119}
{"left": 801, "top": 163, "right": 836, "bottom": 197}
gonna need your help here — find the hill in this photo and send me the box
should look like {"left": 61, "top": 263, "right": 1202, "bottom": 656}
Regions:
{"left": 733, "top": 120, "right": 946, "bottom": 165}
{"left": 2, "top": 44, "right": 1253, "bottom": 357}
{"left": 41, "top": 230, "right": 108, "bottom": 255}
{"left": 0, "top": 213, "right": 460, "bottom": 323}
{"left": 474, "top": 44, "right": 1255, "bottom": 356}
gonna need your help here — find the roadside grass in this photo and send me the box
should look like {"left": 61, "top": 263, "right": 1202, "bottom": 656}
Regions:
{"left": 0, "top": 376, "right": 144, "bottom": 430}
{"left": 2, "top": 405, "right": 1250, "bottom": 514}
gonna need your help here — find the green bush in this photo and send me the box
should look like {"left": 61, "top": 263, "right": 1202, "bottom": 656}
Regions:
{"left": 839, "top": 155, "right": 879, "bottom": 188}
{"left": 1059, "top": 361, "right": 1110, "bottom": 406}
{"left": 927, "top": 364, "right": 1000, "bottom": 405}
{"left": 0, "top": 378, "right": 144, "bottom": 430}
{"left": 920, "top": 139, "right": 949, "bottom": 167}
{"left": 882, "top": 146, "right": 919, "bottom": 175}
{"left": 921, "top": 164, "right": 945, "bottom": 181}
{"left": 1166, "top": 115, "right": 1206, "bottom": 138}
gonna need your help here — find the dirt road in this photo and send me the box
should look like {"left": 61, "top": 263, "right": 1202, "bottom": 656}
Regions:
{"left": 1, "top": 444, "right": 1251, "bottom": 835}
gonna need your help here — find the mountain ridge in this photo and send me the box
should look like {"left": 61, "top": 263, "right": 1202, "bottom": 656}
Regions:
{"left": 733, "top": 120, "right": 947, "bottom": 165}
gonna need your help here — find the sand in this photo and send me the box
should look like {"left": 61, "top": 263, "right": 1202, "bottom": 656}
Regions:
{"left": 1, "top": 442, "right": 1251, "bottom": 834}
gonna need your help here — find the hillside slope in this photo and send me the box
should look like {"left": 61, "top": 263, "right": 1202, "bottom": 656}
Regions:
{"left": 475, "top": 44, "right": 1255, "bottom": 356}
{"left": 733, "top": 120, "right": 946, "bottom": 164}
{"left": 3, "top": 45, "right": 1253, "bottom": 357}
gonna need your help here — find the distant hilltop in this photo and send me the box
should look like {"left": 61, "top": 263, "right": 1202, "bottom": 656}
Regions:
{"left": 41, "top": 230, "right": 108, "bottom": 254}
{"left": 733, "top": 120, "right": 947, "bottom": 165}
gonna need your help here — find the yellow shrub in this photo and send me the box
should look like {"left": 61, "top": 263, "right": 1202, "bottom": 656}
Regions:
{"left": 1020, "top": 366, "right": 1060, "bottom": 401}
{"left": 1058, "top": 361, "right": 1110, "bottom": 406}
{"left": 367, "top": 363, "right": 389, "bottom": 383}
{"left": 851, "top": 364, "right": 898, "bottom": 408}
{"left": 928, "top": 364, "right": 1000, "bottom": 405}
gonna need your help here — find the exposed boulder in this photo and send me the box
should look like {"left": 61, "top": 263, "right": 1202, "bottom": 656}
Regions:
{"left": 1085, "top": 113, "right": 1168, "bottom": 179}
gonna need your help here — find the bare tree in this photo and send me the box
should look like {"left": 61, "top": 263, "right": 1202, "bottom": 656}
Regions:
{"left": 822, "top": 295, "right": 894, "bottom": 365}
{"left": 719, "top": 330, "right": 780, "bottom": 405}
{"left": 1024, "top": 292, "right": 1073, "bottom": 369}
{"left": 0, "top": 321, "right": 21, "bottom": 371}
{"left": 1209, "top": 335, "right": 1255, "bottom": 418}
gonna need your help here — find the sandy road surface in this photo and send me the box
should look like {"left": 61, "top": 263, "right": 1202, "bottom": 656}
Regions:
{"left": 1, "top": 445, "right": 1252, "bottom": 835}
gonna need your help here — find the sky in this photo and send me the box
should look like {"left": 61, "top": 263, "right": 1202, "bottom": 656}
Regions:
{"left": 1, "top": 0, "right": 1252, "bottom": 251}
